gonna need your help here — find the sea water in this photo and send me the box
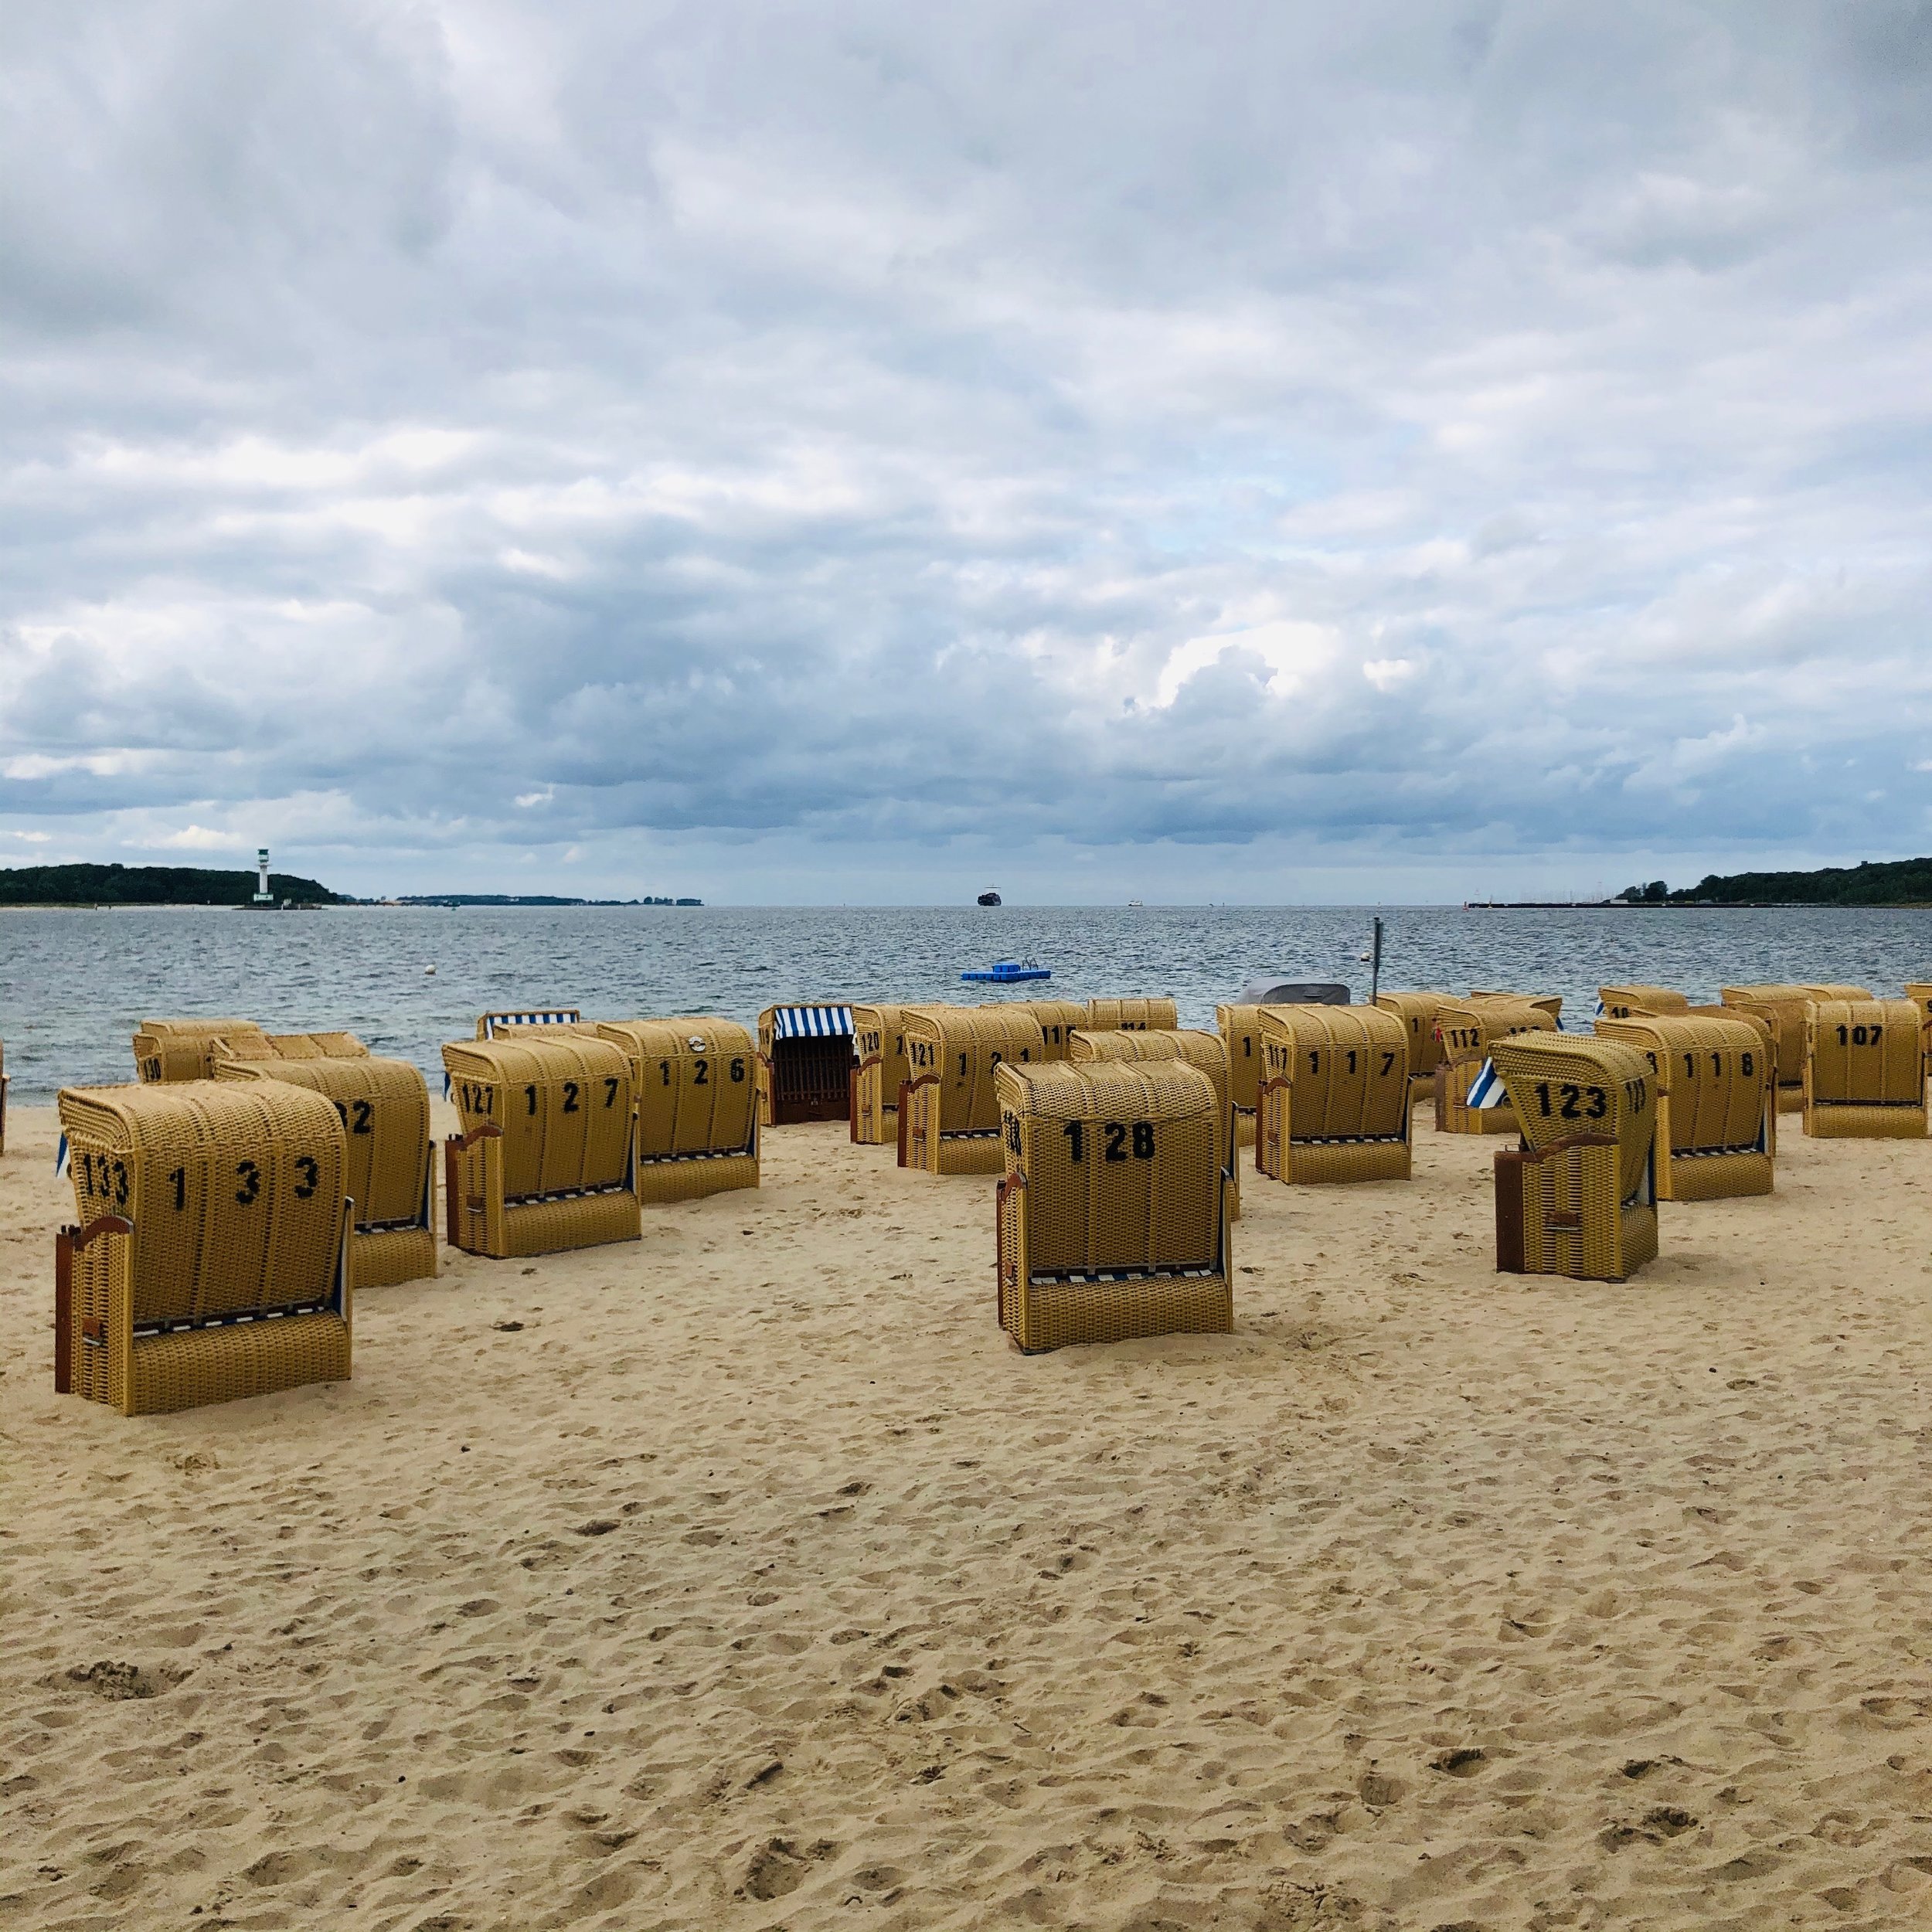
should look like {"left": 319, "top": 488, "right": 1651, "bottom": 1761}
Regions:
{"left": 2, "top": 902, "right": 1929, "bottom": 1102}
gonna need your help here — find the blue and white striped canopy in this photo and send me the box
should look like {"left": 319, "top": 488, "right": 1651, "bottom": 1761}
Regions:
{"left": 771, "top": 1005, "right": 853, "bottom": 1040}
{"left": 483, "top": 1009, "right": 581, "bottom": 1038}
{"left": 1465, "top": 1059, "right": 1505, "bottom": 1111}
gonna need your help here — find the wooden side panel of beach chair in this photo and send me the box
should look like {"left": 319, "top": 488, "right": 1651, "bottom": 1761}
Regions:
{"left": 995, "top": 1060, "right": 1230, "bottom": 1352}
{"left": 1804, "top": 999, "right": 1930, "bottom": 1139}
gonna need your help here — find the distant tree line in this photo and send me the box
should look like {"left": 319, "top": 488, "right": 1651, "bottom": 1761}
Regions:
{"left": 0, "top": 862, "right": 340, "bottom": 906}
{"left": 1621, "top": 857, "right": 1932, "bottom": 906}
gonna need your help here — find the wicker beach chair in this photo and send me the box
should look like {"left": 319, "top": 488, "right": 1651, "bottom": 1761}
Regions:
{"left": 1598, "top": 985, "right": 1689, "bottom": 1021}
{"left": 757, "top": 1005, "right": 855, "bottom": 1125}
{"left": 1070, "top": 1028, "right": 1239, "bottom": 1218}
{"left": 1720, "top": 985, "right": 1861, "bottom": 1112}
{"left": 1215, "top": 1004, "right": 1264, "bottom": 1147}
{"left": 1908, "top": 983, "right": 1932, "bottom": 1088}
{"left": 597, "top": 1018, "right": 759, "bottom": 1200}
{"left": 1803, "top": 999, "right": 1929, "bottom": 1138}
{"left": 440, "top": 1036, "right": 640, "bottom": 1257}
{"left": 1372, "top": 992, "right": 1452, "bottom": 1097}
{"left": 217, "top": 1054, "right": 437, "bottom": 1284}
{"left": 1253, "top": 1005, "right": 1411, "bottom": 1182}
{"left": 900, "top": 1005, "right": 1047, "bottom": 1175}
{"left": 1434, "top": 997, "right": 1557, "bottom": 1134}
{"left": 1595, "top": 1013, "right": 1774, "bottom": 1199}
{"left": 849, "top": 1005, "right": 913, "bottom": 1145}
{"left": 131, "top": 1019, "right": 273, "bottom": 1083}
{"left": 1085, "top": 998, "right": 1179, "bottom": 1032}
{"left": 995, "top": 1059, "right": 1232, "bottom": 1352}
{"left": 988, "top": 999, "right": 1089, "bottom": 1060}
{"left": 54, "top": 1081, "right": 351, "bottom": 1413}
{"left": 1471, "top": 991, "right": 1564, "bottom": 1021}
{"left": 1488, "top": 1034, "right": 1658, "bottom": 1282}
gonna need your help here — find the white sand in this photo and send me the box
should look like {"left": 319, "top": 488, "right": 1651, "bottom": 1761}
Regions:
{"left": 5, "top": 1099, "right": 1932, "bottom": 1930}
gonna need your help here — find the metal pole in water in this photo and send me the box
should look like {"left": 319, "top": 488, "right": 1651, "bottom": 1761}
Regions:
{"left": 1369, "top": 915, "right": 1383, "bottom": 1003}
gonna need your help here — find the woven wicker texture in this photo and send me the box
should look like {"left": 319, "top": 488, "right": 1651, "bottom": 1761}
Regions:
{"left": 1253, "top": 1005, "right": 1411, "bottom": 1184}
{"left": 1433, "top": 998, "right": 1556, "bottom": 1134}
{"left": 1471, "top": 992, "right": 1565, "bottom": 1021}
{"left": 216, "top": 1054, "right": 436, "bottom": 1281}
{"left": 1084, "top": 998, "right": 1179, "bottom": 1032}
{"left": 756, "top": 1006, "right": 855, "bottom": 1125}
{"left": 849, "top": 1005, "right": 913, "bottom": 1145}
{"left": 1598, "top": 985, "right": 1689, "bottom": 1021}
{"left": 1594, "top": 1014, "right": 1772, "bottom": 1200}
{"left": 1216, "top": 1005, "right": 1265, "bottom": 1121}
{"left": 598, "top": 1019, "right": 758, "bottom": 1179}
{"left": 1803, "top": 999, "right": 1928, "bottom": 1138}
{"left": 995, "top": 1060, "right": 1230, "bottom": 1352}
{"left": 56, "top": 1080, "right": 350, "bottom": 1413}
{"left": 440, "top": 1037, "right": 641, "bottom": 1257}
{"left": 986, "top": 1000, "right": 1089, "bottom": 1060}
{"left": 1069, "top": 1029, "right": 1239, "bottom": 1218}
{"left": 1722, "top": 985, "right": 1835, "bottom": 1107}
{"left": 1372, "top": 992, "right": 1452, "bottom": 1086}
{"left": 132, "top": 1019, "right": 271, "bottom": 1083}
{"left": 900, "top": 1005, "right": 1047, "bottom": 1175}
{"left": 1488, "top": 1033, "right": 1658, "bottom": 1282}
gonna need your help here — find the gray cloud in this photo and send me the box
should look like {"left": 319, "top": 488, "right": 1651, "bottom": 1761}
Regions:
{"left": 2, "top": 0, "right": 1930, "bottom": 900}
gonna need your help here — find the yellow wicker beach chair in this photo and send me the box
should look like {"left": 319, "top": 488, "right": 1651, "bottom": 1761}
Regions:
{"left": 1488, "top": 1034, "right": 1658, "bottom": 1282}
{"left": 849, "top": 1005, "right": 913, "bottom": 1145}
{"left": 1253, "top": 1005, "right": 1411, "bottom": 1182}
{"left": 474, "top": 1009, "right": 596, "bottom": 1040}
{"left": 1907, "top": 983, "right": 1932, "bottom": 1089}
{"left": 900, "top": 1005, "right": 1047, "bottom": 1175}
{"left": 597, "top": 1018, "right": 759, "bottom": 1201}
{"left": 1372, "top": 992, "right": 1451, "bottom": 1097}
{"left": 1594, "top": 1013, "right": 1773, "bottom": 1199}
{"left": 1085, "top": 997, "right": 1179, "bottom": 1032}
{"left": 1803, "top": 999, "right": 1929, "bottom": 1138}
{"left": 132, "top": 1019, "right": 272, "bottom": 1083}
{"left": 1215, "top": 1004, "right": 1264, "bottom": 1146}
{"left": 995, "top": 1059, "right": 1232, "bottom": 1352}
{"left": 988, "top": 999, "right": 1089, "bottom": 1060}
{"left": 440, "top": 1036, "right": 640, "bottom": 1257}
{"left": 1722, "top": 985, "right": 1838, "bottom": 1111}
{"left": 1070, "top": 1028, "right": 1239, "bottom": 1218}
{"left": 1434, "top": 997, "right": 1557, "bottom": 1133}
{"left": 54, "top": 1081, "right": 351, "bottom": 1414}
{"left": 1471, "top": 991, "right": 1564, "bottom": 1021}
{"left": 216, "top": 1055, "right": 437, "bottom": 1284}
{"left": 757, "top": 1005, "right": 855, "bottom": 1125}
{"left": 1598, "top": 985, "right": 1689, "bottom": 1021}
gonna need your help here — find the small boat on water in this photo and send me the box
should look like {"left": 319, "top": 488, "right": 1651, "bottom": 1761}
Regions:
{"left": 961, "top": 960, "right": 1051, "bottom": 984}
{"left": 977, "top": 887, "right": 1002, "bottom": 906}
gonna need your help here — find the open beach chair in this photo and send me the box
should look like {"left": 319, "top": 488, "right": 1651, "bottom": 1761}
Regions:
{"left": 757, "top": 1005, "right": 855, "bottom": 1124}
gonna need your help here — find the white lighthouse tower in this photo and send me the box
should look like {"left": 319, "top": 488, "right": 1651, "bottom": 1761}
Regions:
{"left": 253, "top": 848, "right": 273, "bottom": 905}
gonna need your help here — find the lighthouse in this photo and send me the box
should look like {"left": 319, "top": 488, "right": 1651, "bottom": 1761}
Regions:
{"left": 253, "top": 848, "right": 273, "bottom": 905}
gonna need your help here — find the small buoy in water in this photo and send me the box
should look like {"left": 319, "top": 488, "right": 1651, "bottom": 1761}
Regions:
{"left": 423, "top": 965, "right": 437, "bottom": 976}
{"left": 1358, "top": 951, "right": 1372, "bottom": 962}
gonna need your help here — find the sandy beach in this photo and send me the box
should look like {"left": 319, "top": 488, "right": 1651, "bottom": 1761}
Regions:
{"left": 5, "top": 1097, "right": 1932, "bottom": 1930}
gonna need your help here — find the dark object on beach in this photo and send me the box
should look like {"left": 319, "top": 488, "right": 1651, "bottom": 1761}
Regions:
{"left": 1236, "top": 976, "right": 1350, "bottom": 1006}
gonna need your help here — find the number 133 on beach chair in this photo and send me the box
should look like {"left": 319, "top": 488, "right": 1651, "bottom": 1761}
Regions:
{"left": 1489, "top": 1036, "right": 1658, "bottom": 1282}
{"left": 995, "top": 1060, "right": 1232, "bottom": 1352}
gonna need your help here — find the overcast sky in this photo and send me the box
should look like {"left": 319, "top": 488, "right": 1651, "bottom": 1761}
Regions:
{"left": 2, "top": 2, "right": 1929, "bottom": 903}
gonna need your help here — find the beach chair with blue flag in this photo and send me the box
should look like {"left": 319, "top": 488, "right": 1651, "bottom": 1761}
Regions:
{"left": 1434, "top": 997, "right": 1557, "bottom": 1134}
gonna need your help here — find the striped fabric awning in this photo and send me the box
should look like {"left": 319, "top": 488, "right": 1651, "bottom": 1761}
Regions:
{"left": 483, "top": 1009, "right": 581, "bottom": 1038}
{"left": 771, "top": 1005, "right": 853, "bottom": 1040}
{"left": 1465, "top": 1059, "right": 1506, "bottom": 1111}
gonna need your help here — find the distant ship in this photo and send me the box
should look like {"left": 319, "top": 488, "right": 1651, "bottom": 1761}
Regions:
{"left": 977, "top": 887, "right": 1002, "bottom": 906}
{"left": 1127, "top": 899, "right": 1144, "bottom": 908}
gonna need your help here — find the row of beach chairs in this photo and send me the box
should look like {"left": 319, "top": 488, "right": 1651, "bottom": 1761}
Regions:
{"left": 28, "top": 979, "right": 1932, "bottom": 1411}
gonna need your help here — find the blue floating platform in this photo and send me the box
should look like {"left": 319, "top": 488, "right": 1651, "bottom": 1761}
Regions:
{"left": 961, "top": 961, "right": 1052, "bottom": 984}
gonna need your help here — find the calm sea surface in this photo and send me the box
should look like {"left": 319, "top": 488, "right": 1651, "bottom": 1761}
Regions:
{"left": 3, "top": 903, "right": 1930, "bottom": 1103}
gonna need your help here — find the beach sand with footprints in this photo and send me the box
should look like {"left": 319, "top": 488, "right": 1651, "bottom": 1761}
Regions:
{"left": 4, "top": 1098, "right": 1932, "bottom": 1929}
